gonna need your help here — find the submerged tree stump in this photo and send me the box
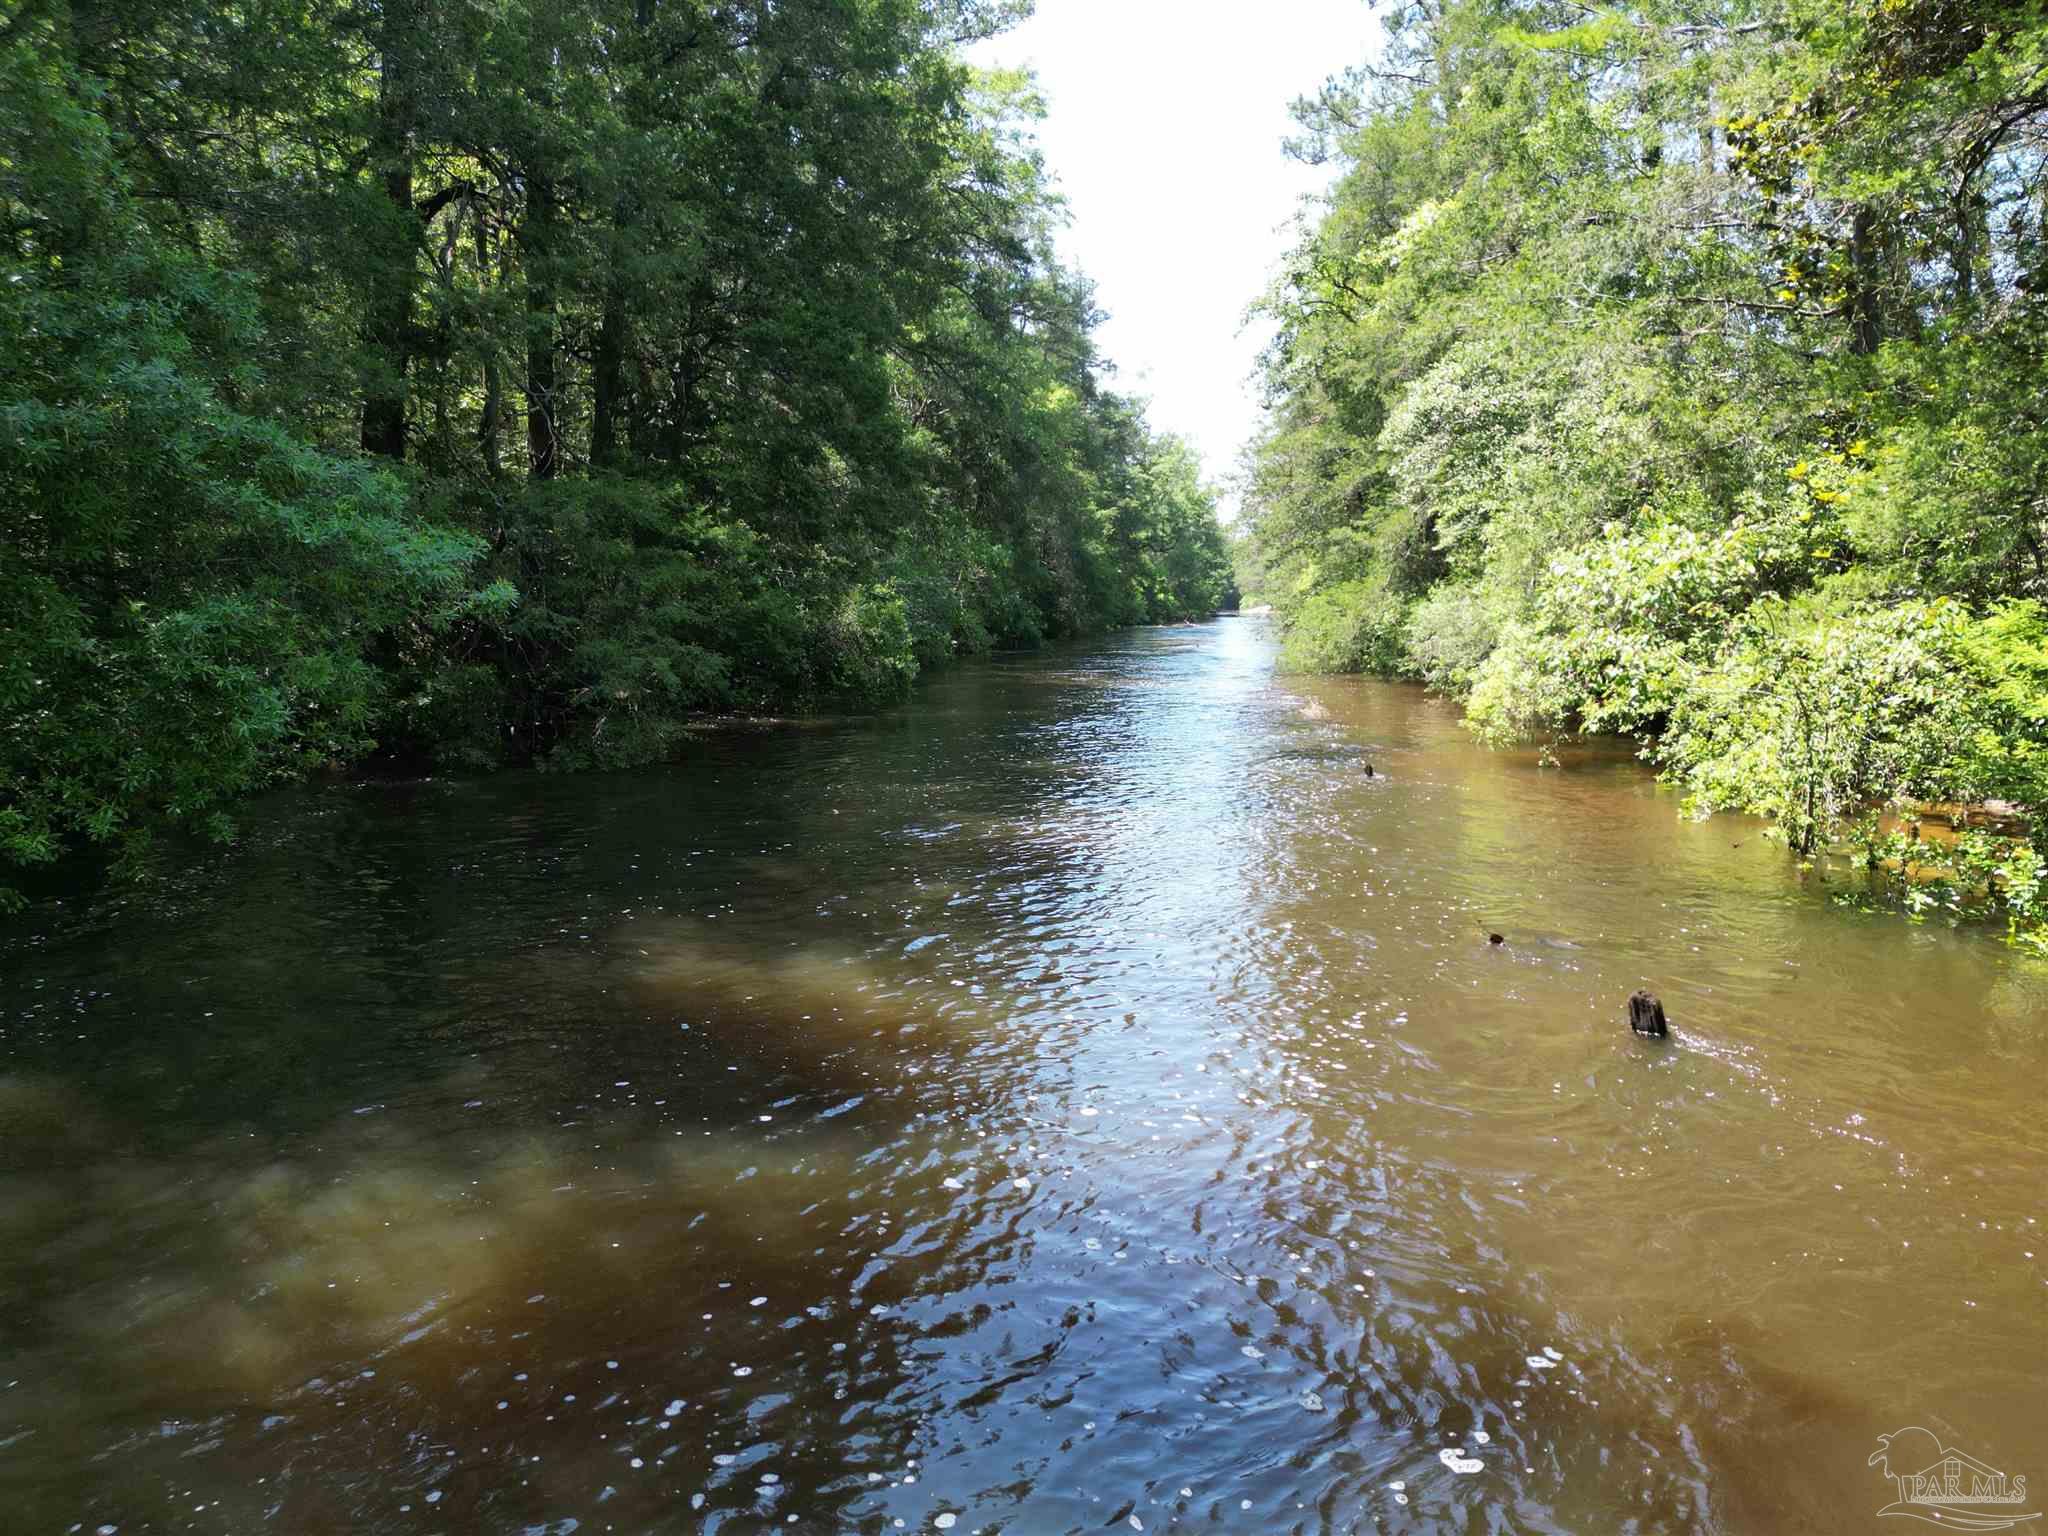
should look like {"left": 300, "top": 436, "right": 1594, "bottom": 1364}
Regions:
{"left": 1627, "top": 990, "right": 1669, "bottom": 1038}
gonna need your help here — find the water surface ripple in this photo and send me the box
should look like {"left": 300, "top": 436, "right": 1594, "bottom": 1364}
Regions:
{"left": 2, "top": 619, "right": 2043, "bottom": 1534}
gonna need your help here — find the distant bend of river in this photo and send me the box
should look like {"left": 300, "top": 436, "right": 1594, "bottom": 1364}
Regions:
{"left": 2, "top": 617, "right": 2043, "bottom": 1535}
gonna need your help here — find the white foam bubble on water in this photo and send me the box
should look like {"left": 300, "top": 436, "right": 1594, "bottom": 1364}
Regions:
{"left": 942, "top": 1178, "right": 964, "bottom": 1191}
{"left": 1240, "top": 1345, "right": 1264, "bottom": 1360}
{"left": 1542, "top": 1346, "right": 1563, "bottom": 1361}
{"left": 935, "top": 1516, "right": 957, "bottom": 1530}
{"left": 1301, "top": 1391, "right": 1324, "bottom": 1412}
{"left": 1439, "top": 1449, "right": 1483, "bottom": 1474}
{"left": 733, "top": 1366, "right": 752, "bottom": 1377}
{"left": 665, "top": 1399, "right": 684, "bottom": 1416}
{"left": 1473, "top": 1431, "right": 1491, "bottom": 1444}
{"left": 1525, "top": 1356, "right": 1557, "bottom": 1371}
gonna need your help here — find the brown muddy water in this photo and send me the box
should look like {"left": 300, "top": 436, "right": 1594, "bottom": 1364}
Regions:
{"left": 1, "top": 618, "right": 2042, "bottom": 1535}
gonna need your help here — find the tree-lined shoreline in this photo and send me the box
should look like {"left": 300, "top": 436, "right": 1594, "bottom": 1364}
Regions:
{"left": 0, "top": 0, "right": 1231, "bottom": 909}
{"left": 1237, "top": 0, "right": 2048, "bottom": 948}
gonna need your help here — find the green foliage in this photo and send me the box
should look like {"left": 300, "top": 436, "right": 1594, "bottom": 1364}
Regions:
{"left": 1246, "top": 0, "right": 2048, "bottom": 946}
{"left": 882, "top": 520, "right": 1028, "bottom": 667}
{"left": 1952, "top": 601, "right": 2048, "bottom": 815}
{"left": 1279, "top": 578, "right": 1408, "bottom": 675}
{"left": 827, "top": 586, "right": 919, "bottom": 705}
{"left": 0, "top": 0, "right": 1230, "bottom": 902}
{"left": 1658, "top": 597, "right": 1984, "bottom": 857}
{"left": 1405, "top": 583, "right": 1499, "bottom": 693}
{"left": 0, "top": 39, "right": 487, "bottom": 908}
{"left": 1856, "top": 828, "right": 2048, "bottom": 957}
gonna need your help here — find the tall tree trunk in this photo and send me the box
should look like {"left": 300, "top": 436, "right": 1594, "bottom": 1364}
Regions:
{"left": 1951, "top": 188, "right": 1989, "bottom": 308}
{"left": 476, "top": 201, "right": 503, "bottom": 477}
{"left": 591, "top": 0, "right": 651, "bottom": 470}
{"left": 663, "top": 350, "right": 697, "bottom": 465}
{"left": 524, "top": 172, "right": 559, "bottom": 481}
{"left": 591, "top": 282, "right": 627, "bottom": 468}
{"left": 1847, "top": 205, "right": 1884, "bottom": 355}
{"left": 660, "top": 287, "right": 712, "bottom": 465}
{"left": 362, "top": 0, "right": 418, "bottom": 460}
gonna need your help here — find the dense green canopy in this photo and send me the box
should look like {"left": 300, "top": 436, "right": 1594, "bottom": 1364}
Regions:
{"left": 1238, "top": 0, "right": 2048, "bottom": 946}
{"left": 0, "top": 0, "right": 1232, "bottom": 906}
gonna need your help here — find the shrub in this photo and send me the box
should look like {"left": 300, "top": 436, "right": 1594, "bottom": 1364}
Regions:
{"left": 827, "top": 585, "right": 918, "bottom": 702}
{"left": 0, "top": 66, "right": 489, "bottom": 904}
{"left": 1405, "top": 582, "right": 1501, "bottom": 691}
{"left": 1278, "top": 578, "right": 1410, "bottom": 674}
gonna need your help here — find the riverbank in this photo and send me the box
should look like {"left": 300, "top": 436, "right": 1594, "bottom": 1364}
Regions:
{"left": 1258, "top": 624, "right": 2048, "bottom": 953}
{"left": 1231, "top": 1, "right": 2048, "bottom": 955}
{"left": 1, "top": 14, "right": 1237, "bottom": 916}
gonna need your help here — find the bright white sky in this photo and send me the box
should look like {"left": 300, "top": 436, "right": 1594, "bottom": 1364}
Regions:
{"left": 965, "top": 1, "right": 1380, "bottom": 508}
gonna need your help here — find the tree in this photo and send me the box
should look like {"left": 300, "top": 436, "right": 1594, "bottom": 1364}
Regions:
{"left": 0, "top": 0, "right": 1228, "bottom": 899}
{"left": 1243, "top": 0, "right": 2048, "bottom": 941}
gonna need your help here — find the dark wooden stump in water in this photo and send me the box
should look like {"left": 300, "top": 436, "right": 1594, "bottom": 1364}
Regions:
{"left": 1628, "top": 990, "right": 1669, "bottom": 1038}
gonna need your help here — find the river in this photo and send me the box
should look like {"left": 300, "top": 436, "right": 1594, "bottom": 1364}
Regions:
{"left": 2, "top": 617, "right": 2042, "bottom": 1534}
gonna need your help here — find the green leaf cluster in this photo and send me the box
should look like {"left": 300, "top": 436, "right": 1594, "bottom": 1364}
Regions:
{"left": 0, "top": 0, "right": 1230, "bottom": 905}
{"left": 1242, "top": 0, "right": 2048, "bottom": 945}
